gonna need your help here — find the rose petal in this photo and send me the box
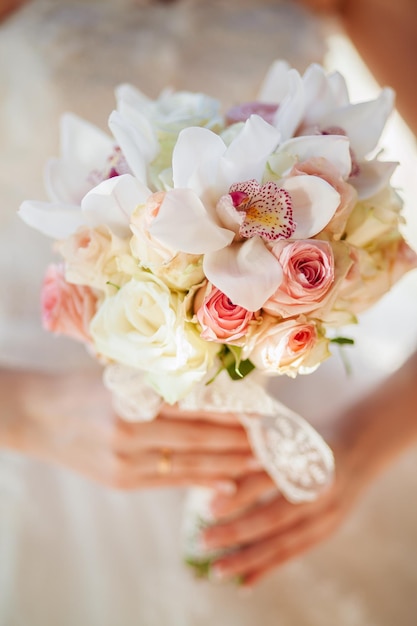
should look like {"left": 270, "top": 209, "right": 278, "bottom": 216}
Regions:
{"left": 150, "top": 188, "right": 235, "bottom": 254}
{"left": 204, "top": 237, "right": 283, "bottom": 311}
{"left": 282, "top": 175, "right": 341, "bottom": 238}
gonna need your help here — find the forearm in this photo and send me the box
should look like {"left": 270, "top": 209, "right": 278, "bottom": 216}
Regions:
{"left": 332, "top": 351, "right": 417, "bottom": 483}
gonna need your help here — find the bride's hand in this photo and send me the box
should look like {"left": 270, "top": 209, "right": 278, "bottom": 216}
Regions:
{"left": 202, "top": 350, "right": 417, "bottom": 587}
{"left": 200, "top": 441, "right": 369, "bottom": 587}
{"left": 0, "top": 368, "right": 256, "bottom": 491}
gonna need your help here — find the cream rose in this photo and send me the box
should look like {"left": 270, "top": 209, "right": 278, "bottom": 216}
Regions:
{"left": 194, "top": 283, "right": 255, "bottom": 344}
{"left": 57, "top": 225, "right": 131, "bottom": 293}
{"left": 41, "top": 264, "right": 98, "bottom": 344}
{"left": 335, "top": 237, "right": 417, "bottom": 315}
{"left": 90, "top": 272, "right": 218, "bottom": 403}
{"left": 248, "top": 316, "right": 330, "bottom": 376}
{"left": 344, "top": 185, "right": 404, "bottom": 248}
{"left": 130, "top": 192, "right": 204, "bottom": 291}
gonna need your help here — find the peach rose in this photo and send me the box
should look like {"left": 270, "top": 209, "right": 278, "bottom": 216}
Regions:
{"left": 195, "top": 283, "right": 254, "bottom": 344}
{"left": 248, "top": 316, "right": 330, "bottom": 376}
{"left": 290, "top": 157, "right": 357, "bottom": 239}
{"left": 130, "top": 192, "right": 204, "bottom": 291}
{"left": 57, "top": 225, "right": 130, "bottom": 294}
{"left": 263, "top": 239, "right": 335, "bottom": 317}
{"left": 41, "top": 264, "right": 98, "bottom": 343}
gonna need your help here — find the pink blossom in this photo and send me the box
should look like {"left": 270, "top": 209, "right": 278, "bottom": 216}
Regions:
{"left": 41, "top": 264, "right": 98, "bottom": 343}
{"left": 195, "top": 283, "right": 254, "bottom": 344}
{"left": 264, "top": 240, "right": 335, "bottom": 317}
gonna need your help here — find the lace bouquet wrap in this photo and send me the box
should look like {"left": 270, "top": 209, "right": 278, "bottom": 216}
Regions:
{"left": 20, "top": 60, "right": 417, "bottom": 569}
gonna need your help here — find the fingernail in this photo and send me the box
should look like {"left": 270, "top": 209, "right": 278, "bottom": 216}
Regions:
{"left": 246, "top": 457, "right": 263, "bottom": 470}
{"left": 214, "top": 480, "right": 237, "bottom": 495}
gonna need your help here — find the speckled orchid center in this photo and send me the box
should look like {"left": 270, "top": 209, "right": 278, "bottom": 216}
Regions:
{"left": 88, "top": 146, "right": 130, "bottom": 186}
{"left": 229, "top": 179, "right": 295, "bottom": 242}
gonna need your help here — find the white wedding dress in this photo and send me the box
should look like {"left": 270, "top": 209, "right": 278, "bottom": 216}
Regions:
{"left": 1, "top": 2, "right": 417, "bottom": 624}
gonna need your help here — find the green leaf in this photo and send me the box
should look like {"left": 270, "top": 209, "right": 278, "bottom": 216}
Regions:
{"left": 330, "top": 336, "right": 355, "bottom": 345}
{"left": 227, "top": 358, "right": 255, "bottom": 380}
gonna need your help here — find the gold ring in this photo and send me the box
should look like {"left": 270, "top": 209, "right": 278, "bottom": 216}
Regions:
{"left": 157, "top": 448, "right": 173, "bottom": 475}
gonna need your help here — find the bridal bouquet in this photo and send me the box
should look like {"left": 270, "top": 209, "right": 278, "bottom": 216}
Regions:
{"left": 20, "top": 61, "right": 417, "bottom": 509}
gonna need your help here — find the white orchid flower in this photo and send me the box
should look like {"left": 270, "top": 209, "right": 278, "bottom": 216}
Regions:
{"left": 148, "top": 116, "right": 342, "bottom": 311}
{"left": 19, "top": 174, "right": 151, "bottom": 240}
{"left": 44, "top": 113, "right": 126, "bottom": 205}
{"left": 109, "top": 85, "right": 223, "bottom": 187}
{"left": 256, "top": 61, "right": 397, "bottom": 200}
{"left": 19, "top": 110, "right": 155, "bottom": 238}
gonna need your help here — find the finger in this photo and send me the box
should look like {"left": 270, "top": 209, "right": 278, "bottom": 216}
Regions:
{"left": 210, "top": 471, "right": 277, "bottom": 519}
{"left": 148, "top": 450, "right": 260, "bottom": 478}
{"left": 203, "top": 496, "right": 317, "bottom": 551}
{"left": 211, "top": 507, "right": 338, "bottom": 583}
{"left": 117, "top": 418, "right": 251, "bottom": 454}
{"left": 160, "top": 403, "right": 240, "bottom": 425}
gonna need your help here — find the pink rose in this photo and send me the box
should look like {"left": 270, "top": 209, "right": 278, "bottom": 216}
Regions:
{"left": 249, "top": 316, "right": 330, "bottom": 376}
{"left": 195, "top": 283, "right": 254, "bottom": 344}
{"left": 264, "top": 240, "right": 336, "bottom": 317}
{"left": 41, "top": 264, "right": 98, "bottom": 343}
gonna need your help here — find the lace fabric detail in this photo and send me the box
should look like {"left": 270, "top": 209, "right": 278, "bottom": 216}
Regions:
{"left": 180, "top": 370, "right": 334, "bottom": 503}
{"left": 105, "top": 364, "right": 334, "bottom": 503}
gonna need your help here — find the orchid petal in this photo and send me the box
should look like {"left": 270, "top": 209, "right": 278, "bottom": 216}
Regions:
{"left": 18, "top": 201, "right": 84, "bottom": 239}
{"left": 115, "top": 83, "right": 152, "bottom": 112}
{"left": 282, "top": 175, "right": 341, "bottom": 238}
{"left": 45, "top": 113, "right": 114, "bottom": 204}
{"left": 204, "top": 237, "right": 283, "bottom": 312}
{"left": 352, "top": 160, "right": 398, "bottom": 200}
{"left": 319, "top": 88, "right": 395, "bottom": 160}
{"left": 280, "top": 135, "right": 352, "bottom": 180}
{"left": 303, "top": 64, "right": 342, "bottom": 123}
{"left": 172, "top": 127, "right": 226, "bottom": 196}
{"left": 221, "top": 115, "right": 281, "bottom": 188}
{"left": 109, "top": 111, "right": 154, "bottom": 184}
{"left": 327, "top": 71, "right": 350, "bottom": 107}
{"left": 150, "top": 188, "right": 234, "bottom": 254}
{"left": 82, "top": 174, "right": 151, "bottom": 236}
{"left": 273, "top": 69, "right": 305, "bottom": 141}
{"left": 258, "top": 60, "right": 292, "bottom": 102}
{"left": 114, "top": 86, "right": 159, "bottom": 158}
{"left": 59, "top": 112, "right": 114, "bottom": 169}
